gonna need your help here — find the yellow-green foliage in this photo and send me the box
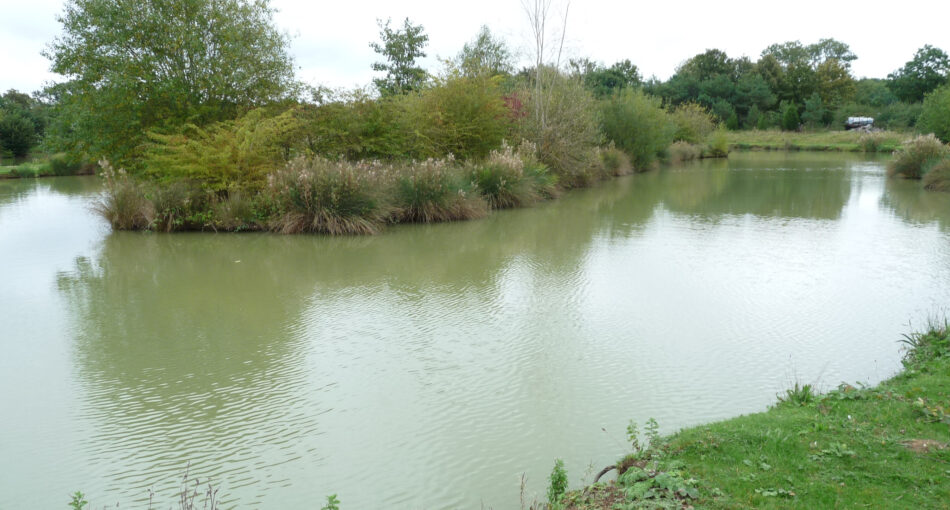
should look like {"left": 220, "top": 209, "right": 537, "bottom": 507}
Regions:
{"left": 669, "top": 103, "right": 716, "bottom": 143}
{"left": 414, "top": 74, "right": 512, "bottom": 160}
{"left": 144, "top": 106, "right": 310, "bottom": 191}
{"left": 304, "top": 77, "right": 511, "bottom": 163}
{"left": 888, "top": 134, "right": 949, "bottom": 179}
{"left": 705, "top": 127, "right": 730, "bottom": 158}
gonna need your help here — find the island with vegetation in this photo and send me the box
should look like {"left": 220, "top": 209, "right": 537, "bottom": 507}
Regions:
{"left": 2, "top": 0, "right": 949, "bottom": 235}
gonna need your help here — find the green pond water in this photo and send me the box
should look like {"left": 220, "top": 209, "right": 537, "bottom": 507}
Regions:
{"left": 1, "top": 152, "right": 949, "bottom": 508}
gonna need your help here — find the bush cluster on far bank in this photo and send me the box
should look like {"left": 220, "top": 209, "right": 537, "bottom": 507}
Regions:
{"left": 888, "top": 133, "right": 950, "bottom": 191}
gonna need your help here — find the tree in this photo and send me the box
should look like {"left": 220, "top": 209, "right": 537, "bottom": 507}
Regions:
{"left": 455, "top": 26, "right": 513, "bottom": 78}
{"left": 855, "top": 79, "right": 898, "bottom": 107}
{"left": 887, "top": 45, "right": 950, "bottom": 103}
{"left": 918, "top": 84, "right": 950, "bottom": 142}
{"left": 808, "top": 38, "right": 857, "bottom": 69}
{"left": 0, "top": 89, "right": 47, "bottom": 157}
{"left": 0, "top": 112, "right": 37, "bottom": 157}
{"left": 520, "top": 0, "right": 573, "bottom": 133}
{"left": 781, "top": 102, "right": 800, "bottom": 131}
{"left": 678, "top": 49, "right": 735, "bottom": 81}
{"left": 370, "top": 18, "right": 429, "bottom": 96}
{"left": 801, "top": 93, "right": 830, "bottom": 128}
{"left": 44, "top": 0, "right": 296, "bottom": 166}
{"left": 815, "top": 59, "right": 856, "bottom": 107}
{"left": 570, "top": 59, "right": 641, "bottom": 97}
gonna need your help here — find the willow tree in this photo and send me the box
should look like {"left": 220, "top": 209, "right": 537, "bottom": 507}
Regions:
{"left": 44, "top": 0, "right": 297, "bottom": 166}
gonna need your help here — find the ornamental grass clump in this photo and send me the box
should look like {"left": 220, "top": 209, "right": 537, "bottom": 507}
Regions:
{"left": 922, "top": 158, "right": 950, "bottom": 192}
{"left": 857, "top": 132, "right": 889, "bottom": 153}
{"left": 93, "top": 159, "right": 152, "bottom": 230}
{"left": 471, "top": 141, "right": 555, "bottom": 209}
{"left": 390, "top": 156, "right": 488, "bottom": 223}
{"left": 668, "top": 141, "right": 702, "bottom": 164}
{"left": 888, "top": 134, "right": 949, "bottom": 179}
{"left": 267, "top": 157, "right": 389, "bottom": 235}
{"left": 596, "top": 146, "right": 633, "bottom": 177}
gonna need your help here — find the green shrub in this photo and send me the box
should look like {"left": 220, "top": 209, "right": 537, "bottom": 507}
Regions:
{"left": 414, "top": 74, "right": 512, "bottom": 160}
{"left": 547, "top": 459, "right": 568, "bottom": 505}
{"left": 514, "top": 68, "right": 602, "bottom": 186}
{"left": 725, "top": 111, "right": 740, "bottom": 130}
{"left": 888, "top": 134, "right": 949, "bottom": 178}
{"left": 266, "top": 157, "right": 389, "bottom": 235}
{"left": 305, "top": 90, "right": 422, "bottom": 161}
{"left": 0, "top": 111, "right": 37, "bottom": 157}
{"left": 922, "top": 157, "right": 950, "bottom": 191}
{"left": 918, "top": 84, "right": 950, "bottom": 143}
{"left": 669, "top": 141, "right": 702, "bottom": 163}
{"left": 49, "top": 153, "right": 84, "bottom": 176}
{"left": 9, "top": 162, "right": 48, "bottom": 178}
{"left": 600, "top": 88, "right": 673, "bottom": 171}
{"left": 705, "top": 127, "right": 730, "bottom": 158}
{"left": 669, "top": 102, "right": 716, "bottom": 143}
{"left": 745, "top": 105, "right": 763, "bottom": 129}
{"left": 145, "top": 180, "right": 208, "bottom": 232}
{"left": 390, "top": 157, "right": 488, "bottom": 222}
{"left": 781, "top": 103, "right": 801, "bottom": 131}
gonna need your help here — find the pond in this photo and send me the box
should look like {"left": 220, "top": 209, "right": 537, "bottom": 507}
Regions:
{"left": 1, "top": 152, "right": 949, "bottom": 508}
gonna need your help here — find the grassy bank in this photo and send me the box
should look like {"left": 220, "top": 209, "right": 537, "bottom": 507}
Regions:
{"left": 726, "top": 129, "right": 906, "bottom": 153}
{"left": 0, "top": 154, "right": 94, "bottom": 179}
{"left": 553, "top": 322, "right": 950, "bottom": 509}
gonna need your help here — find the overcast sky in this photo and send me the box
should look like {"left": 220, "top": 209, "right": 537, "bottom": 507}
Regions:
{"left": 2, "top": 0, "right": 949, "bottom": 95}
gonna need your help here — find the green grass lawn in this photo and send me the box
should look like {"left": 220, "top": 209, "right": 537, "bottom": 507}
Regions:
{"left": 560, "top": 324, "right": 950, "bottom": 510}
{"left": 725, "top": 129, "right": 908, "bottom": 153}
